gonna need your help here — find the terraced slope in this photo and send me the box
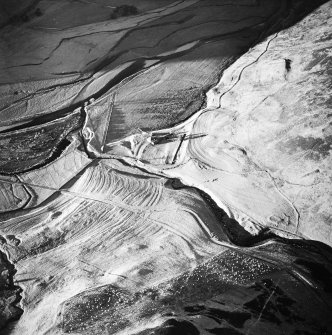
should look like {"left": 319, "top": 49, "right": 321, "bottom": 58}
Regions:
{"left": 105, "top": 1, "right": 332, "bottom": 246}
{"left": 0, "top": 0, "right": 331, "bottom": 334}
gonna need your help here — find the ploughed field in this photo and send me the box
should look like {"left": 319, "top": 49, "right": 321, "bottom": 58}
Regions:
{"left": 0, "top": 0, "right": 331, "bottom": 334}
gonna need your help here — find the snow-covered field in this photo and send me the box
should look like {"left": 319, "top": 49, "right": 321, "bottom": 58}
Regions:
{"left": 0, "top": 0, "right": 331, "bottom": 334}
